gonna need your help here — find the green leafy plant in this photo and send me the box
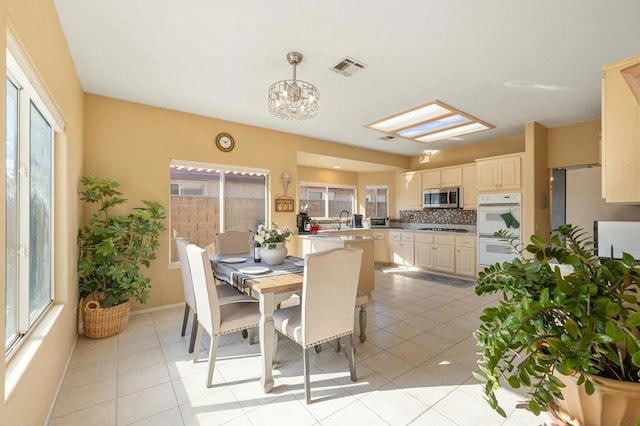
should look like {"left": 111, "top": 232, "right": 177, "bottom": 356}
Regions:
{"left": 474, "top": 224, "right": 640, "bottom": 417}
{"left": 254, "top": 222, "right": 292, "bottom": 249}
{"left": 77, "top": 176, "right": 166, "bottom": 308}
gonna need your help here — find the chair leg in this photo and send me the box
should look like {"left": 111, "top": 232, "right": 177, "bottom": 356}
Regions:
{"left": 303, "top": 347, "right": 311, "bottom": 404}
{"left": 359, "top": 305, "right": 367, "bottom": 343}
{"left": 192, "top": 322, "right": 203, "bottom": 363}
{"left": 248, "top": 328, "right": 255, "bottom": 345}
{"left": 345, "top": 334, "right": 357, "bottom": 382}
{"left": 273, "top": 331, "right": 279, "bottom": 364}
{"left": 188, "top": 313, "right": 198, "bottom": 353}
{"left": 207, "top": 335, "right": 220, "bottom": 388}
{"left": 181, "top": 304, "right": 190, "bottom": 336}
{"left": 335, "top": 338, "right": 342, "bottom": 353}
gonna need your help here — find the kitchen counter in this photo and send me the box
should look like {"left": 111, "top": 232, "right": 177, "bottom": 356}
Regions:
{"left": 297, "top": 233, "right": 375, "bottom": 242}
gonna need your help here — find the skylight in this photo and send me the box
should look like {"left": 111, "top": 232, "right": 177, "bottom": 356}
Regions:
{"left": 366, "top": 100, "right": 493, "bottom": 144}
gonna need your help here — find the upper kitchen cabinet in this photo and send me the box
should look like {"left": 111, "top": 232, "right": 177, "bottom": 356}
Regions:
{"left": 476, "top": 154, "right": 522, "bottom": 192}
{"left": 398, "top": 171, "right": 422, "bottom": 211}
{"left": 461, "top": 164, "right": 477, "bottom": 210}
{"left": 421, "top": 166, "right": 462, "bottom": 189}
{"left": 601, "top": 55, "right": 640, "bottom": 203}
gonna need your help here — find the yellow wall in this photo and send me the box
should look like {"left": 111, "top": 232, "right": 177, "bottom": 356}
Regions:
{"left": 408, "top": 134, "right": 525, "bottom": 169}
{"left": 548, "top": 119, "right": 600, "bottom": 168}
{"left": 523, "top": 122, "right": 551, "bottom": 244}
{"left": 83, "top": 95, "right": 408, "bottom": 310}
{"left": 1, "top": 0, "right": 84, "bottom": 424}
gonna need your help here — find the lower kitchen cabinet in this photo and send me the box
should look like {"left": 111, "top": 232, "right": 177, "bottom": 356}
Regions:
{"left": 415, "top": 233, "right": 434, "bottom": 269}
{"left": 432, "top": 235, "right": 455, "bottom": 274}
{"left": 455, "top": 236, "right": 476, "bottom": 277}
{"left": 372, "top": 231, "right": 388, "bottom": 262}
{"left": 388, "top": 231, "right": 414, "bottom": 266}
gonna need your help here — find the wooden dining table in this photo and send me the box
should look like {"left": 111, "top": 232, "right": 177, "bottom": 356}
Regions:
{"left": 210, "top": 255, "right": 303, "bottom": 393}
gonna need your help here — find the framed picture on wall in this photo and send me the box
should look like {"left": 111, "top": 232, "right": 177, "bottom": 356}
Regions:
{"left": 275, "top": 197, "right": 295, "bottom": 212}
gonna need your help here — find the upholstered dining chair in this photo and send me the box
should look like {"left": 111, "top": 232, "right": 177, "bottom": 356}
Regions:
{"left": 186, "top": 243, "right": 261, "bottom": 388}
{"left": 272, "top": 247, "right": 363, "bottom": 404}
{"left": 175, "top": 238, "right": 256, "bottom": 353}
{"left": 215, "top": 230, "right": 253, "bottom": 255}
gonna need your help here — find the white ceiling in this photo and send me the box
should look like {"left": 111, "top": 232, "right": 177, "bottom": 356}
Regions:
{"left": 54, "top": 0, "right": 640, "bottom": 158}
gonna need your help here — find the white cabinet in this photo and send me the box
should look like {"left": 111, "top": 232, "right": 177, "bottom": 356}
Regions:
{"left": 601, "top": 55, "right": 640, "bottom": 203}
{"left": 398, "top": 172, "right": 422, "bottom": 211}
{"left": 455, "top": 236, "right": 476, "bottom": 277}
{"left": 421, "top": 167, "right": 462, "bottom": 190}
{"left": 388, "top": 231, "right": 414, "bottom": 266}
{"left": 432, "top": 235, "right": 455, "bottom": 274}
{"left": 476, "top": 155, "right": 522, "bottom": 192}
{"left": 372, "top": 231, "right": 388, "bottom": 263}
{"left": 415, "top": 233, "right": 434, "bottom": 269}
{"left": 462, "top": 164, "right": 477, "bottom": 210}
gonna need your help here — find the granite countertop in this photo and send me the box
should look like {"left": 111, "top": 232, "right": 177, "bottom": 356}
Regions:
{"left": 296, "top": 233, "right": 375, "bottom": 242}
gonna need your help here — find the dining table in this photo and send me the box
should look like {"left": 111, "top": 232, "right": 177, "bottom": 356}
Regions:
{"left": 210, "top": 254, "right": 304, "bottom": 393}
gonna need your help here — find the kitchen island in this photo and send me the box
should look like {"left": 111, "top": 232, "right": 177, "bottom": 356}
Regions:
{"left": 297, "top": 234, "right": 375, "bottom": 296}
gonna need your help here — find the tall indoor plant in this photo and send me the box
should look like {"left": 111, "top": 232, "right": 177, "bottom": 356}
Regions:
{"left": 474, "top": 224, "right": 640, "bottom": 424}
{"left": 78, "top": 176, "right": 166, "bottom": 337}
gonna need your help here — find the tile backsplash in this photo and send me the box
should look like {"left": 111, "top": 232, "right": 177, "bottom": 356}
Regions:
{"left": 398, "top": 209, "right": 477, "bottom": 225}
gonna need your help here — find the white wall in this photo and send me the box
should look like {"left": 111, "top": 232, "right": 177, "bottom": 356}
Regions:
{"left": 566, "top": 167, "right": 640, "bottom": 239}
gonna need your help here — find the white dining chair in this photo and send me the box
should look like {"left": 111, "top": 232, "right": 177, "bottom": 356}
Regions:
{"left": 176, "top": 238, "right": 256, "bottom": 353}
{"left": 272, "top": 247, "right": 363, "bottom": 403}
{"left": 186, "top": 243, "right": 261, "bottom": 387}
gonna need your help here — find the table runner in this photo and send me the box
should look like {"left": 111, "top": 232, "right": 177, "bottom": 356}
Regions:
{"left": 210, "top": 255, "right": 304, "bottom": 292}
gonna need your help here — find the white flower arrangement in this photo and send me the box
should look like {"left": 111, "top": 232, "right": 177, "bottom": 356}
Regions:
{"left": 254, "top": 222, "right": 292, "bottom": 249}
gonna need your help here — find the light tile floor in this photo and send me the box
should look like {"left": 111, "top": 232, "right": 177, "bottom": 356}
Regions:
{"left": 49, "top": 269, "right": 551, "bottom": 425}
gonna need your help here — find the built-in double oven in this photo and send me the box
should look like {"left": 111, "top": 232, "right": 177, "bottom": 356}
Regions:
{"left": 477, "top": 193, "right": 522, "bottom": 267}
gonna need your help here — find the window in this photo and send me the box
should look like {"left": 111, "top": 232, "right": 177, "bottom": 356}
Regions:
{"left": 365, "top": 186, "right": 388, "bottom": 217}
{"left": 169, "top": 161, "right": 268, "bottom": 263}
{"left": 299, "top": 183, "right": 356, "bottom": 218}
{"left": 5, "top": 49, "right": 59, "bottom": 354}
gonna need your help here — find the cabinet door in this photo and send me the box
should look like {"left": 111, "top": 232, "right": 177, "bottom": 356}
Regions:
{"left": 498, "top": 157, "right": 521, "bottom": 190}
{"left": 389, "top": 240, "right": 405, "bottom": 265}
{"left": 402, "top": 242, "right": 415, "bottom": 266}
{"left": 433, "top": 245, "right": 455, "bottom": 273}
{"left": 415, "top": 242, "right": 433, "bottom": 268}
{"left": 455, "top": 247, "right": 475, "bottom": 277}
{"left": 374, "top": 239, "right": 387, "bottom": 262}
{"left": 402, "top": 172, "right": 422, "bottom": 210}
{"left": 421, "top": 170, "right": 441, "bottom": 189}
{"left": 440, "top": 167, "right": 462, "bottom": 188}
{"left": 477, "top": 160, "right": 498, "bottom": 191}
{"left": 462, "top": 164, "right": 477, "bottom": 210}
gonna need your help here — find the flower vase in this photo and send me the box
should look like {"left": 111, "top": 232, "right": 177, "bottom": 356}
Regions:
{"left": 260, "top": 242, "right": 288, "bottom": 265}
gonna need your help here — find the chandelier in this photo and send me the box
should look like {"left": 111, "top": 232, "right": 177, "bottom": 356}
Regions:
{"left": 268, "top": 51, "right": 319, "bottom": 120}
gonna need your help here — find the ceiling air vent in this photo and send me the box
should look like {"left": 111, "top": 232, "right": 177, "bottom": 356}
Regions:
{"left": 378, "top": 135, "right": 395, "bottom": 141}
{"left": 330, "top": 56, "right": 368, "bottom": 77}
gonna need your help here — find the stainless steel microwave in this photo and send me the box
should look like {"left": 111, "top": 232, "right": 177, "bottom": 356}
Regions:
{"left": 369, "top": 217, "right": 390, "bottom": 228}
{"left": 422, "top": 187, "right": 463, "bottom": 209}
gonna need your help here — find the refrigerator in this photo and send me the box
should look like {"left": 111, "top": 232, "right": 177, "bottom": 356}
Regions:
{"left": 594, "top": 221, "right": 640, "bottom": 259}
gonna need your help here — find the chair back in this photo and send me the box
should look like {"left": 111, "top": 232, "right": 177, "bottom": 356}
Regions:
{"left": 215, "top": 231, "right": 253, "bottom": 255}
{"left": 185, "top": 243, "right": 221, "bottom": 337}
{"left": 175, "top": 238, "right": 196, "bottom": 311}
{"left": 301, "top": 247, "right": 362, "bottom": 347}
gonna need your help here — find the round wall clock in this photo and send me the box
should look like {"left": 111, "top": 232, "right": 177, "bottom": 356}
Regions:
{"left": 215, "top": 133, "right": 235, "bottom": 152}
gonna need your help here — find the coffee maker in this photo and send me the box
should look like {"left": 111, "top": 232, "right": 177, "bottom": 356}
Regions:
{"left": 296, "top": 212, "right": 311, "bottom": 233}
{"left": 352, "top": 214, "right": 363, "bottom": 228}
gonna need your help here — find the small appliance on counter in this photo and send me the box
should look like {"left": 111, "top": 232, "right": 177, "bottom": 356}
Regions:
{"left": 352, "top": 214, "right": 363, "bottom": 228}
{"left": 296, "top": 212, "right": 311, "bottom": 233}
{"left": 370, "top": 217, "right": 390, "bottom": 228}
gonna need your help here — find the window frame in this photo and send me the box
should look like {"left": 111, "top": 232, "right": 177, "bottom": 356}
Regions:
{"left": 169, "top": 159, "right": 270, "bottom": 266}
{"left": 298, "top": 182, "right": 357, "bottom": 219}
{"left": 5, "top": 47, "right": 60, "bottom": 356}
{"left": 365, "top": 185, "right": 389, "bottom": 218}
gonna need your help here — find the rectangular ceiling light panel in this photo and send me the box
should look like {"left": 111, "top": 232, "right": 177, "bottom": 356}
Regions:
{"left": 366, "top": 100, "right": 493, "bottom": 144}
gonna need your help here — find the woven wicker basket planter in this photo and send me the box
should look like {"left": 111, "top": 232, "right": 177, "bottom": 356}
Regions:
{"left": 83, "top": 300, "right": 130, "bottom": 339}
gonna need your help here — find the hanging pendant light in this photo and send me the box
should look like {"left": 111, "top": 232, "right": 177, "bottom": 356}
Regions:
{"left": 268, "top": 51, "right": 320, "bottom": 120}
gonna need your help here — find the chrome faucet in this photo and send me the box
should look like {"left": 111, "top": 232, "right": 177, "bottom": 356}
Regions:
{"left": 338, "top": 210, "right": 350, "bottom": 230}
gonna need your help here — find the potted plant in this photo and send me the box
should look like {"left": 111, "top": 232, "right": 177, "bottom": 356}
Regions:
{"left": 77, "top": 176, "right": 166, "bottom": 338}
{"left": 254, "top": 222, "right": 292, "bottom": 265}
{"left": 474, "top": 224, "right": 640, "bottom": 425}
